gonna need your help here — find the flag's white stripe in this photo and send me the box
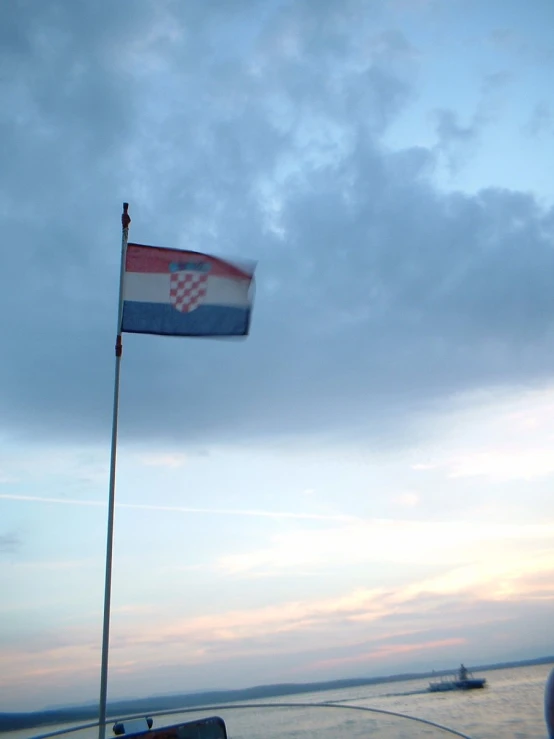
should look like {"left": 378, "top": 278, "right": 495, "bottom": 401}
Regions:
{"left": 123, "top": 272, "right": 251, "bottom": 307}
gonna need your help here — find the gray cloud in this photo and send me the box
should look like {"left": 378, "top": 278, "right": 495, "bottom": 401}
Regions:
{"left": 0, "top": 531, "right": 21, "bottom": 555}
{"left": 1, "top": 0, "right": 554, "bottom": 451}
{"left": 433, "top": 71, "right": 509, "bottom": 174}
{"left": 489, "top": 27, "right": 554, "bottom": 66}
{"left": 523, "top": 102, "right": 553, "bottom": 138}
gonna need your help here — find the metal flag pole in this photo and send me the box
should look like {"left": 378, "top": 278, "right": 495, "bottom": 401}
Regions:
{"left": 98, "top": 203, "right": 131, "bottom": 739}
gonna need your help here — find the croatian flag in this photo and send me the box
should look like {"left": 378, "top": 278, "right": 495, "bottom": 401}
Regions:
{"left": 121, "top": 243, "right": 255, "bottom": 337}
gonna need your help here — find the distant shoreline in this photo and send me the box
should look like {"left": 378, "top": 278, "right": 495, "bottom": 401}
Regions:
{"left": 2, "top": 655, "right": 553, "bottom": 733}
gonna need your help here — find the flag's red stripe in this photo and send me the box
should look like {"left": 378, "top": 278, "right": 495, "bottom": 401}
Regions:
{"left": 125, "top": 243, "right": 252, "bottom": 280}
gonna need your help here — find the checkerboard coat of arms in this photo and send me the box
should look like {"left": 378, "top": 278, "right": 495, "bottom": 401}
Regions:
{"left": 169, "top": 261, "right": 210, "bottom": 313}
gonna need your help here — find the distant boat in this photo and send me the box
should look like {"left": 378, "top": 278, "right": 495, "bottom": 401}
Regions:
{"left": 428, "top": 664, "right": 487, "bottom": 692}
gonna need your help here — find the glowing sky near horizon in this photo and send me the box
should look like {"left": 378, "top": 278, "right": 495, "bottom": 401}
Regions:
{"left": 1, "top": 0, "right": 554, "bottom": 712}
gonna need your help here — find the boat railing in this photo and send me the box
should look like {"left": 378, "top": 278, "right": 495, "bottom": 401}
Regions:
{"left": 28, "top": 701, "right": 475, "bottom": 739}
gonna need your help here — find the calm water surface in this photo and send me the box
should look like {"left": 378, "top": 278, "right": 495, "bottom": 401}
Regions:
{"left": 318, "top": 663, "right": 551, "bottom": 739}
{"left": 14, "top": 664, "right": 552, "bottom": 739}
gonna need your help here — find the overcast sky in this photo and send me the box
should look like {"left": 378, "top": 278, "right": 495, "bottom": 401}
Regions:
{"left": 2, "top": 0, "right": 554, "bottom": 712}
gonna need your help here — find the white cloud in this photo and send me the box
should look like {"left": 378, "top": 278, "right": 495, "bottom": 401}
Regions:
{"left": 394, "top": 491, "right": 420, "bottom": 507}
{"left": 137, "top": 452, "right": 188, "bottom": 468}
{"left": 447, "top": 448, "right": 554, "bottom": 481}
{"left": 216, "top": 519, "right": 554, "bottom": 575}
{"left": 407, "top": 385, "right": 554, "bottom": 482}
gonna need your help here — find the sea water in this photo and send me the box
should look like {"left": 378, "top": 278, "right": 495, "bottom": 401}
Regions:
{"left": 8, "top": 663, "right": 551, "bottom": 739}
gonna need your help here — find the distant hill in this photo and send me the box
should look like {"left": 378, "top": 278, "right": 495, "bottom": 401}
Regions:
{"left": 2, "top": 655, "right": 553, "bottom": 733}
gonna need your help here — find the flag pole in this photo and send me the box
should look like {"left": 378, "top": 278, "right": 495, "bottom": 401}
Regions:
{"left": 98, "top": 203, "right": 131, "bottom": 739}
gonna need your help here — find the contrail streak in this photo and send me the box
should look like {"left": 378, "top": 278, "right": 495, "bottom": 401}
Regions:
{"left": 0, "top": 494, "right": 355, "bottom": 522}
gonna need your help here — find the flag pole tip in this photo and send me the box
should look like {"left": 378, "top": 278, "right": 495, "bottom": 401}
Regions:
{"left": 122, "top": 202, "right": 131, "bottom": 228}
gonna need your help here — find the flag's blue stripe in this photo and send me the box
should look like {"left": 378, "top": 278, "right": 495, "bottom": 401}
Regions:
{"left": 122, "top": 301, "right": 251, "bottom": 337}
